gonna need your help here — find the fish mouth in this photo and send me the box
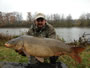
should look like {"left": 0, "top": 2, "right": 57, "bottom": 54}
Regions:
{"left": 5, "top": 43, "right": 10, "bottom": 48}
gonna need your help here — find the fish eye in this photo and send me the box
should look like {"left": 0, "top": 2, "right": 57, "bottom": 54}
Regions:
{"left": 11, "top": 39, "right": 15, "bottom": 42}
{"left": 12, "top": 41, "right": 14, "bottom": 42}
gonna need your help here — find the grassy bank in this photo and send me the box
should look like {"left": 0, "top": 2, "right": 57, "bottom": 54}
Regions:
{"left": 0, "top": 34, "right": 90, "bottom": 68}
{"left": 0, "top": 33, "right": 28, "bottom": 63}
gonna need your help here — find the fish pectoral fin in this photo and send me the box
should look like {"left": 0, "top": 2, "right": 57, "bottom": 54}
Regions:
{"left": 35, "top": 57, "right": 44, "bottom": 63}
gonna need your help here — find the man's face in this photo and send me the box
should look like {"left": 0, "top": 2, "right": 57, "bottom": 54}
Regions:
{"left": 35, "top": 18, "right": 46, "bottom": 28}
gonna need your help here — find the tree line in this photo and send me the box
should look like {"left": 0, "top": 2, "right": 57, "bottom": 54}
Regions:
{"left": 0, "top": 11, "right": 90, "bottom": 28}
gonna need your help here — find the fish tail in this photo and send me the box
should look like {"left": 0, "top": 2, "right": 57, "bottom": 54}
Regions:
{"left": 69, "top": 47, "right": 85, "bottom": 63}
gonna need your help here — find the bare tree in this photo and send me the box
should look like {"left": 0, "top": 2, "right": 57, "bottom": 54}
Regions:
{"left": 27, "top": 12, "right": 32, "bottom": 23}
{"left": 15, "top": 12, "right": 23, "bottom": 22}
{"left": 66, "top": 14, "right": 73, "bottom": 27}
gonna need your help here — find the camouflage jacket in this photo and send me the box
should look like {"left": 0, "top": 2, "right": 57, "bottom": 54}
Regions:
{"left": 27, "top": 23, "right": 57, "bottom": 39}
{"left": 27, "top": 23, "right": 57, "bottom": 63}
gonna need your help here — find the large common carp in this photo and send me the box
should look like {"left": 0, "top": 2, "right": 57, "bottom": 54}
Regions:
{"left": 5, "top": 35, "right": 85, "bottom": 63}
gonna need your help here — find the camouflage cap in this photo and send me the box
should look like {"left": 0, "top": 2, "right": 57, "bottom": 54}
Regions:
{"left": 34, "top": 13, "right": 46, "bottom": 20}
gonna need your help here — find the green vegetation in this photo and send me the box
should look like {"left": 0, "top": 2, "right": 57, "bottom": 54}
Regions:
{"left": 0, "top": 46, "right": 28, "bottom": 63}
{"left": 58, "top": 47, "right": 90, "bottom": 68}
{"left": 0, "top": 34, "right": 90, "bottom": 68}
{"left": 0, "top": 33, "right": 28, "bottom": 63}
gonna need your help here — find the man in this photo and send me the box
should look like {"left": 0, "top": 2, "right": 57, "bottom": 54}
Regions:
{"left": 27, "top": 13, "right": 58, "bottom": 64}
{"left": 27, "top": 13, "right": 57, "bottom": 39}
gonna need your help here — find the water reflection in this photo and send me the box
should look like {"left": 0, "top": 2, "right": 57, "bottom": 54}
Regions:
{"left": 55, "top": 27, "right": 90, "bottom": 43}
{"left": 0, "top": 28, "right": 28, "bottom": 35}
{"left": 0, "top": 27, "right": 90, "bottom": 43}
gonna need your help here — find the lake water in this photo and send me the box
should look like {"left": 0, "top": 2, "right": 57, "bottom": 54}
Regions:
{"left": 0, "top": 27, "right": 90, "bottom": 43}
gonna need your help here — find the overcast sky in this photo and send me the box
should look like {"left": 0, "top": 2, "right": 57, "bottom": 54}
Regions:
{"left": 0, "top": 0, "right": 90, "bottom": 19}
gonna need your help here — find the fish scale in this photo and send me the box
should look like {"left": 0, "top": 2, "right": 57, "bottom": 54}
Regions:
{"left": 5, "top": 35, "right": 85, "bottom": 63}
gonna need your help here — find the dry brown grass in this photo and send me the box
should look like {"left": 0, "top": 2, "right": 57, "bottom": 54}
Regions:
{"left": 0, "top": 33, "right": 13, "bottom": 41}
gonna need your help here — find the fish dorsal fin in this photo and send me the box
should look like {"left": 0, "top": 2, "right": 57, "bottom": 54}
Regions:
{"left": 35, "top": 57, "right": 44, "bottom": 62}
